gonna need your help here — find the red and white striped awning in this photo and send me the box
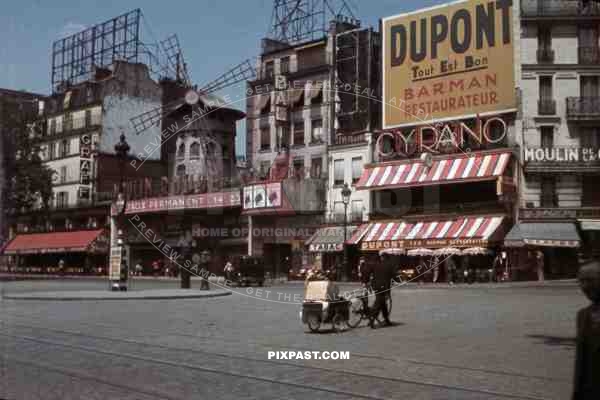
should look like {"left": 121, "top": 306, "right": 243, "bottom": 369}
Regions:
{"left": 356, "top": 150, "right": 512, "bottom": 190}
{"left": 354, "top": 216, "right": 505, "bottom": 251}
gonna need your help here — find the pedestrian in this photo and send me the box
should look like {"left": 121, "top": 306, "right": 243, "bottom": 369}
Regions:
{"left": 358, "top": 257, "right": 371, "bottom": 311}
{"left": 446, "top": 257, "right": 456, "bottom": 285}
{"left": 135, "top": 262, "right": 143, "bottom": 276}
{"left": 152, "top": 260, "right": 160, "bottom": 277}
{"left": 58, "top": 259, "right": 65, "bottom": 277}
{"left": 369, "top": 253, "right": 395, "bottom": 329}
{"left": 536, "top": 250, "right": 545, "bottom": 282}
{"left": 224, "top": 258, "right": 233, "bottom": 281}
{"left": 572, "top": 261, "right": 600, "bottom": 400}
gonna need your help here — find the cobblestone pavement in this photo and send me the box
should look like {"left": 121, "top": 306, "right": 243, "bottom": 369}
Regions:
{"left": 0, "top": 279, "right": 586, "bottom": 400}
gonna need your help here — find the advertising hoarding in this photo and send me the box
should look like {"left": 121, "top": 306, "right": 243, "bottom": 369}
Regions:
{"left": 382, "top": 0, "right": 516, "bottom": 129}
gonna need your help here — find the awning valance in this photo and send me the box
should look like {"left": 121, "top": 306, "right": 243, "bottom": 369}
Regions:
{"left": 579, "top": 219, "right": 600, "bottom": 231}
{"left": 356, "top": 216, "right": 505, "bottom": 251}
{"left": 306, "top": 226, "right": 357, "bottom": 252}
{"left": 3, "top": 230, "right": 108, "bottom": 255}
{"left": 504, "top": 222, "right": 581, "bottom": 248}
{"left": 356, "top": 150, "right": 511, "bottom": 191}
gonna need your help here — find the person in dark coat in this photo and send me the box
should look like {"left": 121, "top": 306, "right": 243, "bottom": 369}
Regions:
{"left": 572, "top": 261, "right": 600, "bottom": 400}
{"left": 357, "top": 257, "right": 371, "bottom": 311}
{"left": 369, "top": 253, "right": 395, "bottom": 328}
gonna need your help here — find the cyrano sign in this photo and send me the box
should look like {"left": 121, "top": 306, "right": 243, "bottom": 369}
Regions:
{"left": 383, "top": 0, "right": 516, "bottom": 128}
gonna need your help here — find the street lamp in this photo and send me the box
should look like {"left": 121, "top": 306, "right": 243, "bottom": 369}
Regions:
{"left": 341, "top": 183, "right": 352, "bottom": 282}
{"left": 112, "top": 133, "right": 130, "bottom": 291}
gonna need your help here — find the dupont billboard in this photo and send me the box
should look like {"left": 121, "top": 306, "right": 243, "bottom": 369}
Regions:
{"left": 382, "top": 0, "right": 516, "bottom": 129}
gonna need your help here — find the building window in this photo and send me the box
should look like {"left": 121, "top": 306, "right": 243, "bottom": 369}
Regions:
{"left": 578, "top": 26, "right": 599, "bottom": 64}
{"left": 59, "top": 166, "right": 67, "bottom": 184}
{"left": 59, "top": 139, "right": 70, "bottom": 158}
{"left": 351, "top": 200, "right": 363, "bottom": 222}
{"left": 279, "top": 126, "right": 290, "bottom": 150}
{"left": 176, "top": 164, "right": 186, "bottom": 177}
{"left": 177, "top": 143, "right": 185, "bottom": 160}
{"left": 259, "top": 161, "right": 270, "bottom": 179}
{"left": 334, "top": 159, "right": 344, "bottom": 186}
{"left": 292, "top": 158, "right": 304, "bottom": 179}
{"left": 293, "top": 121, "right": 304, "bottom": 146}
{"left": 580, "top": 75, "right": 599, "bottom": 98}
{"left": 260, "top": 128, "right": 270, "bottom": 151}
{"left": 56, "top": 192, "right": 69, "bottom": 209}
{"left": 537, "top": 26, "right": 553, "bottom": 62}
{"left": 265, "top": 60, "right": 274, "bottom": 79}
{"left": 280, "top": 56, "right": 290, "bottom": 74}
{"left": 190, "top": 142, "right": 201, "bottom": 159}
{"left": 580, "top": 128, "right": 600, "bottom": 148}
{"left": 310, "top": 157, "right": 322, "bottom": 179}
{"left": 351, "top": 157, "right": 363, "bottom": 184}
{"left": 541, "top": 177, "right": 557, "bottom": 208}
{"left": 85, "top": 109, "right": 92, "bottom": 127}
{"left": 582, "top": 175, "right": 600, "bottom": 207}
{"left": 539, "top": 76, "right": 555, "bottom": 115}
{"left": 49, "top": 119, "right": 56, "bottom": 135}
{"left": 49, "top": 142, "right": 56, "bottom": 160}
{"left": 541, "top": 126, "right": 554, "bottom": 148}
{"left": 63, "top": 113, "right": 73, "bottom": 131}
{"left": 311, "top": 118, "right": 323, "bottom": 143}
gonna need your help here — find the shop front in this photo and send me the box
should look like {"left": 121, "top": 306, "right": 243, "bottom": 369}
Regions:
{"left": 504, "top": 222, "right": 582, "bottom": 280}
{"left": 3, "top": 229, "right": 109, "bottom": 274}
{"left": 305, "top": 226, "right": 358, "bottom": 278}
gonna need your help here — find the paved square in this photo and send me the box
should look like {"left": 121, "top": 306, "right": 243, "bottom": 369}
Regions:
{"left": 0, "top": 279, "right": 586, "bottom": 399}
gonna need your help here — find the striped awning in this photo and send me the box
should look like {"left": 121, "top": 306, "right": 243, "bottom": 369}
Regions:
{"left": 356, "top": 150, "right": 512, "bottom": 190}
{"left": 356, "top": 216, "right": 505, "bottom": 252}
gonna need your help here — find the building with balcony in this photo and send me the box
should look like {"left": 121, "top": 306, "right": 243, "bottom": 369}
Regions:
{"left": 516, "top": 0, "right": 600, "bottom": 276}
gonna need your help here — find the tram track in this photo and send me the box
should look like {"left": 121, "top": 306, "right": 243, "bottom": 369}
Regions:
{"left": 1, "top": 322, "right": 552, "bottom": 400}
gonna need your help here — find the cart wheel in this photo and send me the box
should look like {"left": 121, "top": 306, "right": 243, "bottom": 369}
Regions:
{"left": 332, "top": 313, "right": 345, "bottom": 333}
{"left": 307, "top": 314, "right": 321, "bottom": 333}
{"left": 346, "top": 299, "right": 364, "bottom": 329}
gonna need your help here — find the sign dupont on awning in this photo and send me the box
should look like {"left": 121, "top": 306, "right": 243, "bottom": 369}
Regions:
{"left": 355, "top": 216, "right": 505, "bottom": 251}
{"left": 356, "top": 150, "right": 511, "bottom": 191}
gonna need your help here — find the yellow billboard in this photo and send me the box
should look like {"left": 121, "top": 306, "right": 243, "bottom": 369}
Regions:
{"left": 382, "top": 0, "right": 516, "bottom": 129}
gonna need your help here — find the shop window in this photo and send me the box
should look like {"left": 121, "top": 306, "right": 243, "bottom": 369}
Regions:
{"left": 351, "top": 157, "right": 362, "bottom": 184}
{"left": 334, "top": 159, "right": 344, "bottom": 186}
{"left": 541, "top": 177, "right": 557, "bottom": 208}
{"left": 293, "top": 121, "right": 304, "bottom": 146}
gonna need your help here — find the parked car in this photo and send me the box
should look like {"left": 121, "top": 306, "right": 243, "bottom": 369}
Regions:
{"left": 235, "top": 256, "right": 265, "bottom": 287}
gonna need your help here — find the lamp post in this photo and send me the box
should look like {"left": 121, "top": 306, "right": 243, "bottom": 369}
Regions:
{"left": 341, "top": 183, "right": 352, "bottom": 282}
{"left": 113, "top": 133, "right": 130, "bottom": 290}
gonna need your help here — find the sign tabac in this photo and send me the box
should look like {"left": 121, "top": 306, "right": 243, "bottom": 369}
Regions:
{"left": 382, "top": 0, "right": 516, "bottom": 128}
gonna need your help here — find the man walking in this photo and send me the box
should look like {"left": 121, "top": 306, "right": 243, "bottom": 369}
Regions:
{"left": 369, "top": 253, "right": 395, "bottom": 329}
{"left": 357, "top": 257, "right": 370, "bottom": 311}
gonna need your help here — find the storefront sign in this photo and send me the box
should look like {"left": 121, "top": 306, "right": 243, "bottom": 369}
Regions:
{"left": 382, "top": 0, "right": 516, "bottom": 128}
{"left": 109, "top": 246, "right": 122, "bottom": 280}
{"left": 125, "top": 190, "right": 241, "bottom": 214}
{"left": 79, "top": 133, "right": 93, "bottom": 198}
{"left": 361, "top": 238, "right": 488, "bottom": 251}
{"left": 524, "top": 147, "right": 600, "bottom": 163}
{"left": 376, "top": 115, "right": 507, "bottom": 157}
{"left": 243, "top": 182, "right": 282, "bottom": 210}
{"left": 309, "top": 243, "right": 343, "bottom": 253}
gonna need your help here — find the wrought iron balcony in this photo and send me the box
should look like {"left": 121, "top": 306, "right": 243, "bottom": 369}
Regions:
{"left": 566, "top": 97, "right": 600, "bottom": 121}
{"left": 521, "top": 0, "right": 600, "bottom": 18}
{"left": 538, "top": 99, "right": 556, "bottom": 115}
{"left": 536, "top": 48, "right": 555, "bottom": 63}
{"left": 333, "top": 133, "right": 367, "bottom": 146}
{"left": 325, "top": 212, "right": 364, "bottom": 224}
{"left": 579, "top": 46, "right": 600, "bottom": 64}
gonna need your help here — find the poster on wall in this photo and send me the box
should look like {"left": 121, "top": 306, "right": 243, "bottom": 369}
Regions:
{"left": 382, "top": 0, "right": 517, "bottom": 128}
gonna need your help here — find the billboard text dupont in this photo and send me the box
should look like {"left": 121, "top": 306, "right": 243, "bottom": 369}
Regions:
{"left": 382, "top": 0, "right": 516, "bottom": 128}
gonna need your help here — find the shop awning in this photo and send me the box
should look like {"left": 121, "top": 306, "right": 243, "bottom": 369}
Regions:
{"left": 579, "top": 219, "right": 600, "bottom": 231}
{"left": 356, "top": 150, "right": 511, "bottom": 191}
{"left": 356, "top": 216, "right": 505, "bottom": 251}
{"left": 306, "top": 226, "right": 357, "bottom": 252}
{"left": 3, "top": 230, "right": 107, "bottom": 255}
{"left": 504, "top": 222, "right": 581, "bottom": 248}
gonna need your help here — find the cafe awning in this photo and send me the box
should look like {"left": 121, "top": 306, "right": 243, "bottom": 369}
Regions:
{"left": 579, "top": 219, "right": 600, "bottom": 231}
{"left": 306, "top": 226, "right": 357, "bottom": 253}
{"left": 356, "top": 216, "right": 505, "bottom": 251}
{"left": 356, "top": 150, "right": 511, "bottom": 191}
{"left": 504, "top": 222, "right": 581, "bottom": 248}
{"left": 3, "top": 230, "right": 107, "bottom": 255}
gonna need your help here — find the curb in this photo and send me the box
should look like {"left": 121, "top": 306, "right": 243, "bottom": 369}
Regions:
{"left": 2, "top": 289, "right": 232, "bottom": 301}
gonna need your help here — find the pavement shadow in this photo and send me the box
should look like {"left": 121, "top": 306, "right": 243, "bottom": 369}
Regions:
{"left": 526, "top": 334, "right": 576, "bottom": 347}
